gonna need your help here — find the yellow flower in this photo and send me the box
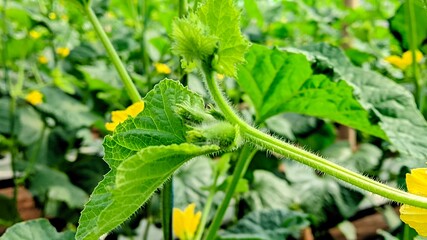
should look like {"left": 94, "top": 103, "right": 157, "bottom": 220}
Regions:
{"left": 61, "top": 15, "right": 69, "bottom": 21}
{"left": 25, "top": 90, "right": 43, "bottom": 105}
{"left": 105, "top": 11, "right": 116, "bottom": 19}
{"left": 38, "top": 56, "right": 48, "bottom": 64}
{"left": 173, "top": 203, "right": 201, "bottom": 240}
{"left": 400, "top": 168, "right": 427, "bottom": 236}
{"left": 29, "top": 30, "right": 41, "bottom": 39}
{"left": 385, "top": 50, "right": 423, "bottom": 70}
{"left": 56, "top": 47, "right": 70, "bottom": 58}
{"left": 105, "top": 101, "right": 144, "bottom": 131}
{"left": 154, "top": 62, "right": 172, "bottom": 74}
{"left": 48, "top": 12, "right": 57, "bottom": 20}
{"left": 216, "top": 73, "right": 225, "bottom": 80}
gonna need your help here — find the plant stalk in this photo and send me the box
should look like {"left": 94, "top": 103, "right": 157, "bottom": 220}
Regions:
{"left": 194, "top": 156, "right": 224, "bottom": 240}
{"left": 162, "top": 180, "right": 173, "bottom": 240}
{"left": 84, "top": 5, "right": 141, "bottom": 103}
{"left": 406, "top": 0, "right": 423, "bottom": 109}
{"left": 204, "top": 144, "right": 256, "bottom": 240}
{"left": 202, "top": 64, "right": 427, "bottom": 212}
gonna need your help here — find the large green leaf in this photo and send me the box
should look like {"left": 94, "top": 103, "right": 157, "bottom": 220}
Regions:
{"left": 285, "top": 150, "right": 367, "bottom": 224}
{"left": 16, "top": 106, "right": 44, "bottom": 146}
{"left": 77, "top": 144, "right": 218, "bottom": 240}
{"left": 390, "top": 2, "right": 427, "bottom": 49}
{"left": 243, "top": 170, "right": 293, "bottom": 210}
{"left": 218, "top": 209, "right": 309, "bottom": 240}
{"left": 237, "top": 43, "right": 427, "bottom": 159}
{"left": 0, "top": 219, "right": 74, "bottom": 240}
{"left": 237, "top": 44, "right": 384, "bottom": 137}
{"left": 300, "top": 43, "right": 427, "bottom": 159}
{"left": 76, "top": 80, "right": 221, "bottom": 240}
{"left": 174, "top": 156, "right": 213, "bottom": 209}
{"left": 37, "top": 87, "right": 98, "bottom": 130}
{"left": 28, "top": 165, "right": 88, "bottom": 209}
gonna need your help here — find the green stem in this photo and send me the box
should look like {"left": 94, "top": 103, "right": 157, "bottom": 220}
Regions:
{"left": 2, "top": 0, "right": 9, "bottom": 91}
{"left": 31, "top": 63, "right": 44, "bottom": 84}
{"left": 139, "top": 0, "right": 152, "bottom": 89}
{"left": 194, "top": 159, "right": 222, "bottom": 240}
{"left": 178, "top": 0, "right": 188, "bottom": 85}
{"left": 406, "top": 0, "right": 423, "bottom": 109}
{"left": 2, "top": 0, "right": 18, "bottom": 210}
{"left": 179, "top": 0, "right": 188, "bottom": 17}
{"left": 142, "top": 217, "right": 151, "bottom": 240}
{"left": 84, "top": 5, "right": 141, "bottom": 103}
{"left": 162, "top": 180, "right": 173, "bottom": 240}
{"left": 18, "top": 125, "right": 47, "bottom": 184}
{"left": 202, "top": 64, "right": 427, "bottom": 210}
{"left": 204, "top": 145, "right": 256, "bottom": 240}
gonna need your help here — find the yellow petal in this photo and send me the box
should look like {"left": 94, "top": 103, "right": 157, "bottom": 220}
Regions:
{"left": 38, "top": 56, "right": 48, "bottom": 64}
{"left": 29, "top": 30, "right": 41, "bottom": 39}
{"left": 154, "top": 63, "right": 172, "bottom": 74}
{"left": 406, "top": 168, "right": 427, "bottom": 197}
{"left": 172, "top": 203, "right": 201, "bottom": 239}
{"left": 384, "top": 55, "right": 409, "bottom": 70}
{"left": 188, "top": 210, "right": 201, "bottom": 236}
{"left": 56, "top": 47, "right": 70, "bottom": 58}
{"left": 400, "top": 204, "right": 427, "bottom": 236}
{"left": 105, "top": 101, "right": 145, "bottom": 132}
{"left": 173, "top": 208, "right": 186, "bottom": 239}
{"left": 111, "top": 110, "right": 128, "bottom": 123}
{"left": 402, "top": 50, "right": 424, "bottom": 64}
{"left": 48, "top": 12, "right": 57, "bottom": 20}
{"left": 105, "top": 122, "right": 119, "bottom": 132}
{"left": 25, "top": 90, "right": 43, "bottom": 105}
{"left": 125, "top": 101, "right": 144, "bottom": 117}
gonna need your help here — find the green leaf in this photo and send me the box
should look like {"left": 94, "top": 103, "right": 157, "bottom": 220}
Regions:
{"left": 237, "top": 44, "right": 384, "bottom": 138}
{"left": 171, "top": 14, "right": 218, "bottom": 67}
{"left": 174, "top": 156, "right": 212, "bottom": 209}
{"left": 243, "top": 0, "right": 264, "bottom": 27}
{"left": 218, "top": 209, "right": 310, "bottom": 240}
{"left": 300, "top": 43, "right": 427, "bottom": 159}
{"left": 0, "top": 194, "right": 20, "bottom": 227}
{"left": 52, "top": 69, "right": 76, "bottom": 95}
{"left": 390, "top": 2, "right": 427, "bottom": 49}
{"left": 238, "top": 43, "right": 427, "bottom": 159}
{"left": 322, "top": 141, "right": 382, "bottom": 172}
{"left": 77, "top": 144, "right": 218, "bottom": 240}
{"left": 337, "top": 221, "right": 357, "bottom": 240}
{"left": 172, "top": 0, "right": 249, "bottom": 76}
{"left": 0, "top": 219, "right": 74, "bottom": 240}
{"left": 28, "top": 165, "right": 88, "bottom": 209}
{"left": 285, "top": 162, "right": 364, "bottom": 224}
{"left": 243, "top": 170, "right": 293, "bottom": 210}
{"left": 16, "top": 106, "right": 44, "bottom": 146}
{"left": 0, "top": 98, "right": 11, "bottom": 134}
{"left": 76, "top": 80, "right": 221, "bottom": 240}
{"left": 198, "top": 0, "right": 249, "bottom": 76}
{"left": 37, "top": 87, "right": 98, "bottom": 130}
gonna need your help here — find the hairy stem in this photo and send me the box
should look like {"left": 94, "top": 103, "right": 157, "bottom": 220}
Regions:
{"left": 202, "top": 64, "right": 427, "bottom": 214}
{"left": 84, "top": 5, "right": 141, "bottom": 103}
{"left": 204, "top": 144, "right": 256, "bottom": 240}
